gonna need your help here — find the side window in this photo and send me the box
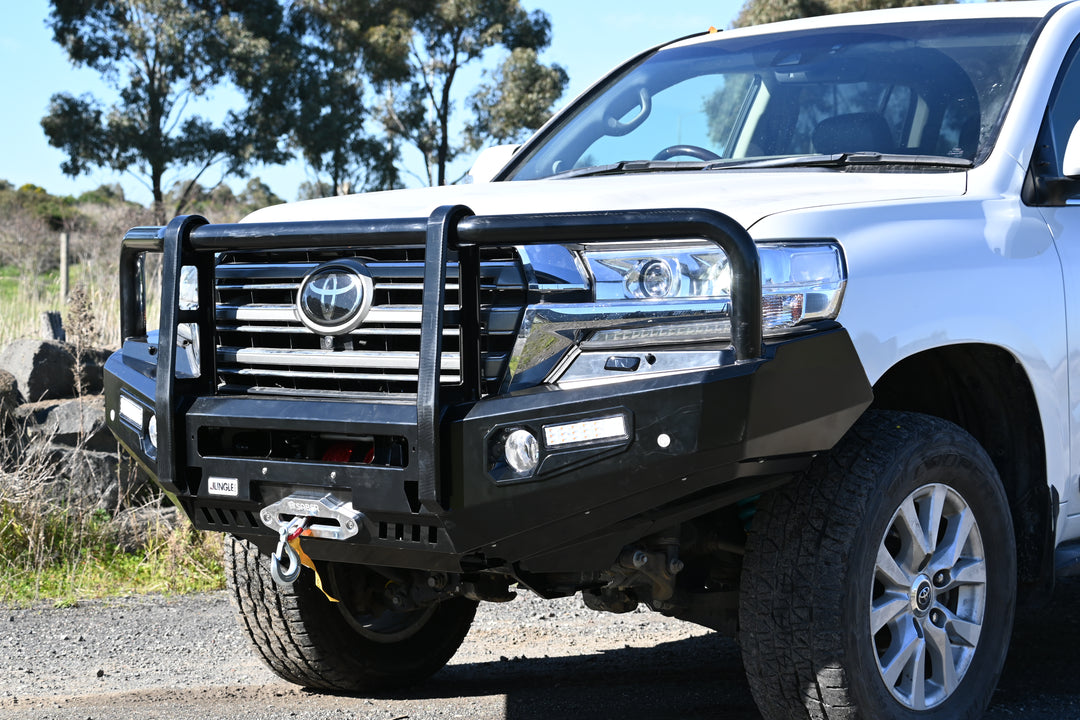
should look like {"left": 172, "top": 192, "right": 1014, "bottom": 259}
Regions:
{"left": 1045, "top": 39, "right": 1080, "bottom": 174}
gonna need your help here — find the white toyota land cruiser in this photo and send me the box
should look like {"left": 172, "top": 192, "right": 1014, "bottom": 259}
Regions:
{"left": 103, "top": 1, "right": 1080, "bottom": 718}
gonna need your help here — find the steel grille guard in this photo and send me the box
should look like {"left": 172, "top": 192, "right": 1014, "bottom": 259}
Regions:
{"left": 118, "top": 206, "right": 763, "bottom": 513}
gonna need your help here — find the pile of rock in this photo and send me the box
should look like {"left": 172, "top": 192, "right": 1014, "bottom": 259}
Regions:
{"left": 0, "top": 337, "right": 169, "bottom": 548}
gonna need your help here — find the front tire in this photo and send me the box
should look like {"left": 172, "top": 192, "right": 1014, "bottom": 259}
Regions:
{"left": 740, "top": 411, "right": 1016, "bottom": 719}
{"left": 224, "top": 535, "right": 477, "bottom": 692}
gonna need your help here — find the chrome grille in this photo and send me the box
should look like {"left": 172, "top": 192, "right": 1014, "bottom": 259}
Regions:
{"left": 213, "top": 247, "right": 525, "bottom": 396}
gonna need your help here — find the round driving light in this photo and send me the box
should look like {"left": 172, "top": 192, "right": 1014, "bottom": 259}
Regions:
{"left": 504, "top": 429, "right": 540, "bottom": 473}
{"left": 636, "top": 259, "right": 678, "bottom": 298}
{"left": 147, "top": 414, "right": 158, "bottom": 449}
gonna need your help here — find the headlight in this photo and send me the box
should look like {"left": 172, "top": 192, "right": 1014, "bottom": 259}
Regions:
{"left": 759, "top": 243, "right": 846, "bottom": 330}
{"left": 583, "top": 241, "right": 845, "bottom": 344}
{"left": 591, "top": 246, "right": 729, "bottom": 300}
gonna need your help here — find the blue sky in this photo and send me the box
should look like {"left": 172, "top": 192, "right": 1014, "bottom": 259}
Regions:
{"left": 0, "top": 1, "right": 742, "bottom": 205}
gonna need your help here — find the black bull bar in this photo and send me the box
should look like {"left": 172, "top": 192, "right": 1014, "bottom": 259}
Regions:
{"left": 118, "top": 206, "right": 764, "bottom": 515}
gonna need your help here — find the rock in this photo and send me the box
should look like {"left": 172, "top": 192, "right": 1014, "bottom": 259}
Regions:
{"left": 40, "top": 311, "right": 65, "bottom": 342}
{"left": 59, "top": 448, "right": 148, "bottom": 511}
{"left": 22, "top": 397, "right": 115, "bottom": 452}
{"left": 10, "top": 443, "right": 147, "bottom": 512}
{"left": 0, "top": 339, "right": 76, "bottom": 402}
{"left": 110, "top": 506, "right": 179, "bottom": 553}
{"left": 77, "top": 348, "right": 112, "bottom": 396}
{"left": 0, "top": 369, "right": 16, "bottom": 430}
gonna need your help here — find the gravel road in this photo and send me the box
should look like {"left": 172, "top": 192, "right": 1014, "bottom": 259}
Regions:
{"left": 3, "top": 577, "right": 1080, "bottom": 719}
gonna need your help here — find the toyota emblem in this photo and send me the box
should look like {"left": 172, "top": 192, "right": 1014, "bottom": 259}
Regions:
{"left": 296, "top": 259, "right": 374, "bottom": 335}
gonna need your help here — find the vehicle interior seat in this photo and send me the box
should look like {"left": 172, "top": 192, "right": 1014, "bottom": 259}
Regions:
{"left": 812, "top": 112, "right": 895, "bottom": 155}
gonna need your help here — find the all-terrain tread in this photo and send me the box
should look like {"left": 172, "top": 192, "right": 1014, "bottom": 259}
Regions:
{"left": 224, "top": 535, "right": 477, "bottom": 692}
{"left": 740, "top": 410, "right": 1011, "bottom": 720}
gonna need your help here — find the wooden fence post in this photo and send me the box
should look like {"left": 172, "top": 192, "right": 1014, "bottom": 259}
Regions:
{"left": 59, "top": 232, "right": 69, "bottom": 301}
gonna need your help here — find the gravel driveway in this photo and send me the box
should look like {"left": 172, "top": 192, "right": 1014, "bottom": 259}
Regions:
{"left": 2, "top": 578, "right": 1080, "bottom": 719}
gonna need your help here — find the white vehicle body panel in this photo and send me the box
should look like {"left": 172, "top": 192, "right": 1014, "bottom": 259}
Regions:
{"left": 245, "top": 0, "right": 1080, "bottom": 547}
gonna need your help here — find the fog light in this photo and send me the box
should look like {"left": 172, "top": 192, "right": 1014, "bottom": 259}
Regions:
{"left": 543, "top": 416, "right": 628, "bottom": 447}
{"left": 504, "top": 429, "right": 540, "bottom": 473}
{"left": 147, "top": 414, "right": 158, "bottom": 449}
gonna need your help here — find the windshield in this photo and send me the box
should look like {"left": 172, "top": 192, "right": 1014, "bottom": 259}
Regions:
{"left": 508, "top": 18, "right": 1038, "bottom": 180}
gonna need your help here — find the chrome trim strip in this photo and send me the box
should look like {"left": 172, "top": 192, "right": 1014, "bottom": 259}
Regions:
{"left": 216, "top": 324, "right": 461, "bottom": 336}
{"left": 216, "top": 263, "right": 317, "bottom": 279}
{"left": 555, "top": 349, "right": 726, "bottom": 388}
{"left": 221, "top": 384, "right": 418, "bottom": 402}
{"left": 218, "top": 346, "right": 462, "bottom": 371}
{"left": 216, "top": 282, "right": 301, "bottom": 291}
{"left": 216, "top": 305, "right": 459, "bottom": 324}
{"left": 220, "top": 367, "right": 462, "bottom": 383}
{"left": 216, "top": 260, "right": 521, "bottom": 282}
{"left": 503, "top": 299, "right": 730, "bottom": 391}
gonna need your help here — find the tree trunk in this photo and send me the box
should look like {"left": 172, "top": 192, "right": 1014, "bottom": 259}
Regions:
{"left": 152, "top": 167, "right": 165, "bottom": 225}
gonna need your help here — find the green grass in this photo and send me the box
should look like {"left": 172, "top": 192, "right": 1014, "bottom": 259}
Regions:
{"left": 2, "top": 531, "right": 224, "bottom": 607}
{"left": 0, "top": 495, "right": 224, "bottom": 606}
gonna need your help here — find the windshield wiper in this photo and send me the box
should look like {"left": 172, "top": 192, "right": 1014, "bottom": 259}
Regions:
{"left": 705, "top": 152, "right": 973, "bottom": 171}
{"left": 547, "top": 152, "right": 971, "bottom": 179}
{"left": 547, "top": 159, "right": 709, "bottom": 180}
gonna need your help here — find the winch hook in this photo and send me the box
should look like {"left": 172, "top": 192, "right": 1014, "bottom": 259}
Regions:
{"left": 270, "top": 517, "right": 308, "bottom": 586}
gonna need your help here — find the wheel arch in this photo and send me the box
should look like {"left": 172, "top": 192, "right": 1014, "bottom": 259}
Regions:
{"left": 870, "top": 343, "right": 1054, "bottom": 598}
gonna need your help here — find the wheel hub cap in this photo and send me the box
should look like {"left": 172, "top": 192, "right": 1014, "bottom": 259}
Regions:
{"left": 870, "top": 483, "right": 986, "bottom": 711}
{"left": 911, "top": 576, "right": 934, "bottom": 616}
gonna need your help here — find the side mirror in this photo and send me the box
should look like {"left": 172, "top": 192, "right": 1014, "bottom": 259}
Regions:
{"left": 465, "top": 144, "right": 520, "bottom": 184}
{"left": 1062, "top": 119, "right": 1080, "bottom": 177}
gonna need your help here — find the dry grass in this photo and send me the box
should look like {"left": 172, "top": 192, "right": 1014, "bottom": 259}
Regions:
{"left": 0, "top": 433, "right": 224, "bottom": 606}
{"left": 0, "top": 251, "right": 164, "bottom": 351}
{"left": 0, "top": 267, "right": 119, "bottom": 350}
{"left": 0, "top": 214, "right": 213, "bottom": 605}
{"left": 0, "top": 197, "right": 159, "bottom": 350}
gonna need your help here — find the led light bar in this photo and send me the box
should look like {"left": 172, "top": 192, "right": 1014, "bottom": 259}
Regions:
{"left": 543, "top": 415, "right": 628, "bottom": 447}
{"left": 585, "top": 319, "right": 732, "bottom": 349}
{"left": 119, "top": 395, "right": 143, "bottom": 428}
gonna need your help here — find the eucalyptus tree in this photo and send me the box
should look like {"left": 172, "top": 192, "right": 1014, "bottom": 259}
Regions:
{"left": 42, "top": 0, "right": 291, "bottom": 222}
{"left": 378, "top": 0, "right": 568, "bottom": 186}
{"left": 285, "top": 0, "right": 411, "bottom": 197}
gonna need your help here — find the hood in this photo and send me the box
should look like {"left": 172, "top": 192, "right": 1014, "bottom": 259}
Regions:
{"left": 243, "top": 170, "right": 967, "bottom": 230}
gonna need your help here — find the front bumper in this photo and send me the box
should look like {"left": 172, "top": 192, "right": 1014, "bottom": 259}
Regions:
{"left": 105, "top": 326, "right": 871, "bottom": 574}
{"left": 103, "top": 206, "right": 872, "bottom": 574}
